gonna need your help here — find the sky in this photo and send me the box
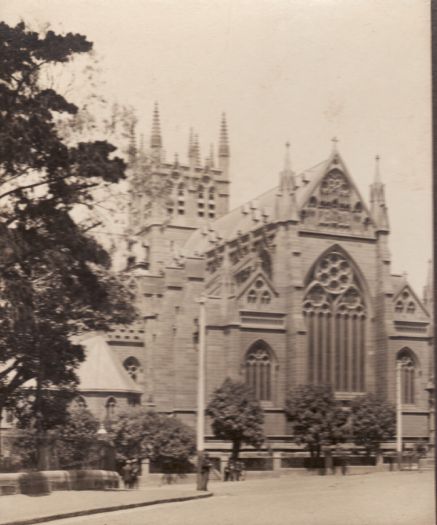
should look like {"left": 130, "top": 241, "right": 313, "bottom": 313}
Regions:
{"left": 1, "top": 0, "right": 432, "bottom": 294}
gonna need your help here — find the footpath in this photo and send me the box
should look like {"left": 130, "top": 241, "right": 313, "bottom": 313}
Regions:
{"left": 0, "top": 484, "right": 212, "bottom": 525}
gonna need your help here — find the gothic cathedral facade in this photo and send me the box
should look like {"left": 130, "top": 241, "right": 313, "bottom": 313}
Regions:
{"left": 105, "top": 105, "right": 433, "bottom": 442}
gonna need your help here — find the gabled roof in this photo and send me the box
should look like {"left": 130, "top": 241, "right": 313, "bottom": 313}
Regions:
{"left": 390, "top": 274, "right": 430, "bottom": 318}
{"left": 236, "top": 270, "right": 278, "bottom": 300}
{"left": 183, "top": 158, "right": 330, "bottom": 255}
{"left": 77, "top": 334, "right": 143, "bottom": 394}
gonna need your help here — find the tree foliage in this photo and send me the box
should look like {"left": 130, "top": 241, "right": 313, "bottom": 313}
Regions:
{"left": 206, "top": 378, "right": 265, "bottom": 460}
{"left": 111, "top": 408, "right": 196, "bottom": 473}
{"left": 11, "top": 407, "right": 100, "bottom": 469}
{"left": 350, "top": 393, "right": 395, "bottom": 455}
{"left": 285, "top": 385, "right": 348, "bottom": 459}
{"left": 0, "top": 21, "right": 136, "bottom": 414}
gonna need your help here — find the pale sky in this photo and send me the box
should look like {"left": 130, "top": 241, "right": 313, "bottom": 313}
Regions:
{"left": 1, "top": 0, "right": 432, "bottom": 294}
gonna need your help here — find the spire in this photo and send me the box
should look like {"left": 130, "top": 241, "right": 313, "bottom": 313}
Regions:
{"left": 276, "top": 142, "right": 298, "bottom": 222}
{"left": 284, "top": 141, "right": 292, "bottom": 171}
{"left": 279, "top": 142, "right": 295, "bottom": 193}
{"left": 194, "top": 134, "right": 201, "bottom": 166}
{"left": 370, "top": 154, "right": 389, "bottom": 233}
{"left": 331, "top": 136, "right": 339, "bottom": 153}
{"left": 209, "top": 143, "right": 215, "bottom": 168}
{"left": 137, "top": 133, "right": 147, "bottom": 165}
{"left": 188, "top": 128, "right": 194, "bottom": 157}
{"left": 218, "top": 113, "right": 230, "bottom": 178}
{"left": 374, "top": 154, "right": 381, "bottom": 184}
{"left": 127, "top": 120, "right": 137, "bottom": 165}
{"left": 423, "top": 259, "right": 434, "bottom": 309}
{"left": 173, "top": 153, "right": 179, "bottom": 168}
{"left": 218, "top": 113, "right": 230, "bottom": 158}
{"left": 150, "top": 102, "right": 162, "bottom": 150}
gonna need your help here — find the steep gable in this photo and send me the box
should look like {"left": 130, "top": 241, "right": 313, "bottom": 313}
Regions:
{"left": 393, "top": 283, "right": 430, "bottom": 320}
{"left": 299, "top": 152, "right": 375, "bottom": 237}
{"left": 237, "top": 271, "right": 278, "bottom": 309}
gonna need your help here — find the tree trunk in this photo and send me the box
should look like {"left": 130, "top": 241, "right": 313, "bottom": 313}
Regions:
{"left": 231, "top": 439, "right": 241, "bottom": 461}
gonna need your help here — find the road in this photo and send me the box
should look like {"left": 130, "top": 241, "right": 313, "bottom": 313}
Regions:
{"left": 47, "top": 471, "right": 434, "bottom": 525}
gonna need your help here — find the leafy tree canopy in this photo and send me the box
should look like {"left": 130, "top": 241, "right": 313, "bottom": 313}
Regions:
{"left": 0, "top": 21, "right": 136, "bottom": 414}
{"left": 11, "top": 406, "right": 100, "bottom": 470}
{"left": 350, "top": 393, "right": 395, "bottom": 455}
{"left": 111, "top": 408, "right": 196, "bottom": 473}
{"left": 285, "top": 385, "right": 348, "bottom": 458}
{"left": 206, "top": 378, "right": 265, "bottom": 460}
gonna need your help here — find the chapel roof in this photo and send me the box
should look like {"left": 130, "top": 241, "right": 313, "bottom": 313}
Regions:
{"left": 76, "top": 334, "right": 143, "bottom": 394}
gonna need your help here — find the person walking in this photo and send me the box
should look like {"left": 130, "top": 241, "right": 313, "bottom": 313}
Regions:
{"left": 122, "top": 460, "right": 133, "bottom": 489}
{"left": 199, "top": 453, "right": 212, "bottom": 491}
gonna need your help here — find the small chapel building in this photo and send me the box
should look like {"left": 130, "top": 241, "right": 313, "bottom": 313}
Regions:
{"left": 96, "top": 105, "right": 433, "bottom": 445}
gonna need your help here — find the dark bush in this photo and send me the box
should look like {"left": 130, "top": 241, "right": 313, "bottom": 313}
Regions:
{"left": 18, "top": 471, "right": 51, "bottom": 496}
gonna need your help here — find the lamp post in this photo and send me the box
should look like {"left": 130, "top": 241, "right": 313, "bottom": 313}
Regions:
{"left": 196, "top": 296, "right": 206, "bottom": 491}
{"left": 426, "top": 377, "right": 435, "bottom": 452}
{"left": 396, "top": 360, "right": 403, "bottom": 460}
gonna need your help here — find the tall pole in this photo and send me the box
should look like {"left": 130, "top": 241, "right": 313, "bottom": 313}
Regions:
{"left": 196, "top": 296, "right": 206, "bottom": 490}
{"left": 396, "top": 361, "right": 403, "bottom": 466}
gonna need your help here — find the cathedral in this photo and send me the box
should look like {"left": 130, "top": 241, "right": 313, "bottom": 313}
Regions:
{"left": 79, "top": 104, "right": 434, "bottom": 445}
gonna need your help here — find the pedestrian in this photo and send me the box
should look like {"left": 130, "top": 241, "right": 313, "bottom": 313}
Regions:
{"left": 131, "top": 459, "right": 140, "bottom": 489}
{"left": 224, "top": 460, "right": 231, "bottom": 481}
{"left": 122, "top": 460, "right": 133, "bottom": 489}
{"left": 199, "top": 453, "right": 212, "bottom": 491}
{"left": 336, "top": 445, "right": 348, "bottom": 475}
{"left": 234, "top": 460, "right": 242, "bottom": 481}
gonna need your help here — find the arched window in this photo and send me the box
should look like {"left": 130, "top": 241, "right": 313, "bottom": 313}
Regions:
{"left": 395, "top": 301, "right": 404, "bottom": 313}
{"left": 123, "top": 356, "right": 141, "bottom": 382}
{"left": 303, "top": 250, "right": 367, "bottom": 392}
{"left": 73, "top": 396, "right": 87, "bottom": 411}
{"left": 407, "top": 302, "right": 416, "bottom": 314}
{"left": 105, "top": 397, "right": 117, "bottom": 419}
{"left": 177, "top": 183, "right": 185, "bottom": 215}
{"left": 245, "top": 342, "right": 274, "bottom": 401}
{"left": 261, "top": 291, "right": 271, "bottom": 304}
{"left": 397, "top": 349, "right": 416, "bottom": 404}
{"left": 207, "top": 186, "right": 216, "bottom": 218}
{"left": 197, "top": 185, "right": 205, "bottom": 217}
{"left": 247, "top": 290, "right": 257, "bottom": 304}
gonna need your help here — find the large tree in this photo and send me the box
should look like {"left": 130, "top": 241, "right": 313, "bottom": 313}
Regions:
{"left": 350, "top": 393, "right": 395, "bottom": 456}
{"left": 11, "top": 406, "right": 100, "bottom": 470}
{"left": 111, "top": 408, "right": 196, "bottom": 473}
{"left": 0, "top": 22, "right": 135, "bottom": 419}
{"left": 206, "top": 378, "right": 265, "bottom": 460}
{"left": 285, "top": 385, "right": 348, "bottom": 460}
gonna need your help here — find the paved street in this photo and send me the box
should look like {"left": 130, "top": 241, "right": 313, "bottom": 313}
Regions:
{"left": 46, "top": 471, "right": 434, "bottom": 525}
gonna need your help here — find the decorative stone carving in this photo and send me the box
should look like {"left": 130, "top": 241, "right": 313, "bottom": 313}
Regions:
{"left": 301, "top": 169, "right": 373, "bottom": 233}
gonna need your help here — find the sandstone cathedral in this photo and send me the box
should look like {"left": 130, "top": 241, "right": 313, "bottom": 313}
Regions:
{"left": 73, "top": 105, "right": 433, "bottom": 447}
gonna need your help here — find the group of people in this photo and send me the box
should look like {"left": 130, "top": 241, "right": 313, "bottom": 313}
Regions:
{"left": 121, "top": 459, "right": 140, "bottom": 489}
{"left": 224, "top": 460, "right": 245, "bottom": 481}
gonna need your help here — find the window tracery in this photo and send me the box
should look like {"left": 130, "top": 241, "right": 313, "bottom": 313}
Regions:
{"left": 261, "top": 291, "right": 271, "bottom": 304}
{"left": 247, "top": 290, "right": 257, "bottom": 304}
{"left": 303, "top": 250, "right": 366, "bottom": 392}
{"left": 397, "top": 349, "right": 416, "bottom": 404}
{"left": 245, "top": 342, "right": 274, "bottom": 401}
{"left": 123, "top": 356, "right": 141, "bottom": 382}
{"left": 394, "top": 288, "right": 418, "bottom": 315}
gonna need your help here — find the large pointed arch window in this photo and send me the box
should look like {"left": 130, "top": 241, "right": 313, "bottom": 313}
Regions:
{"left": 303, "top": 250, "right": 366, "bottom": 392}
{"left": 245, "top": 341, "right": 274, "bottom": 402}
